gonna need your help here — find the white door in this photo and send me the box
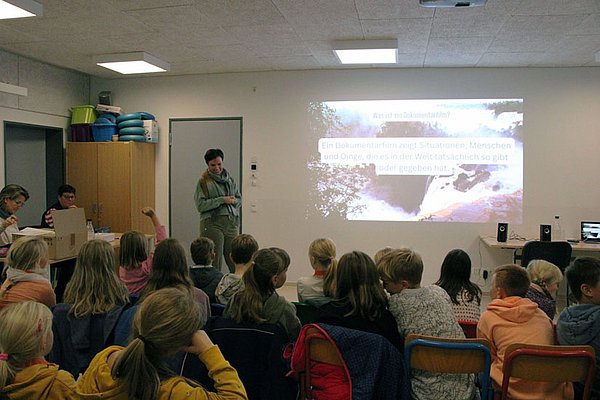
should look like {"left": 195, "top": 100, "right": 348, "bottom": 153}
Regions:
{"left": 169, "top": 118, "right": 242, "bottom": 268}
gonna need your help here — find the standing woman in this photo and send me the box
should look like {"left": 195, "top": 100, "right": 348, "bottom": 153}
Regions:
{"left": 194, "top": 149, "right": 241, "bottom": 273}
{"left": 0, "top": 184, "right": 29, "bottom": 246}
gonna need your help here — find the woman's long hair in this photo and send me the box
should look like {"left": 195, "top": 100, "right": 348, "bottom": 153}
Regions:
{"left": 140, "top": 238, "right": 194, "bottom": 301}
{"left": 112, "top": 288, "right": 204, "bottom": 399}
{"left": 63, "top": 239, "right": 129, "bottom": 317}
{"left": 333, "top": 251, "right": 388, "bottom": 320}
{"left": 227, "top": 248, "right": 284, "bottom": 324}
{"left": 435, "top": 249, "right": 482, "bottom": 305}
{"left": 0, "top": 301, "right": 53, "bottom": 388}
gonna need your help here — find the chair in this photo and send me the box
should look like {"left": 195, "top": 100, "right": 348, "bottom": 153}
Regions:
{"left": 210, "top": 302, "right": 225, "bottom": 316}
{"left": 520, "top": 240, "right": 572, "bottom": 270}
{"left": 520, "top": 240, "right": 573, "bottom": 303}
{"left": 404, "top": 333, "right": 492, "bottom": 400}
{"left": 290, "top": 323, "right": 408, "bottom": 400}
{"left": 300, "top": 325, "right": 349, "bottom": 399}
{"left": 181, "top": 316, "right": 298, "bottom": 400}
{"left": 292, "top": 301, "right": 321, "bottom": 325}
{"left": 501, "top": 343, "right": 596, "bottom": 400}
{"left": 458, "top": 320, "right": 478, "bottom": 338}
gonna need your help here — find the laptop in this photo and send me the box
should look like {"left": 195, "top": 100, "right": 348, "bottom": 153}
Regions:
{"left": 581, "top": 221, "right": 600, "bottom": 243}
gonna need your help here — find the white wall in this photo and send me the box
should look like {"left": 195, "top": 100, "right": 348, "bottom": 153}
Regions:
{"left": 79, "top": 67, "right": 598, "bottom": 287}
{"left": 0, "top": 49, "right": 90, "bottom": 185}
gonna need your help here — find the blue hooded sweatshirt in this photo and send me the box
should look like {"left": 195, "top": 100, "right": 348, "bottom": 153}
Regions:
{"left": 556, "top": 304, "right": 600, "bottom": 396}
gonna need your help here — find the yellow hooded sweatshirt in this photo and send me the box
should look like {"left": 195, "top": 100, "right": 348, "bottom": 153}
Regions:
{"left": 77, "top": 345, "right": 248, "bottom": 400}
{"left": 0, "top": 362, "right": 77, "bottom": 399}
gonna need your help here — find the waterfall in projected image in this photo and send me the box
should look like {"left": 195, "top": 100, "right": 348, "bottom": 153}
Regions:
{"left": 305, "top": 99, "right": 523, "bottom": 223}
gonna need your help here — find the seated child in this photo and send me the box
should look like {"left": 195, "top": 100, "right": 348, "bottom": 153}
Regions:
{"left": 373, "top": 246, "right": 394, "bottom": 264}
{"left": 297, "top": 238, "right": 337, "bottom": 302}
{"left": 525, "top": 259, "right": 563, "bottom": 320}
{"left": 49, "top": 239, "right": 130, "bottom": 377}
{"left": 557, "top": 257, "right": 600, "bottom": 398}
{"left": 215, "top": 234, "right": 258, "bottom": 305}
{"left": 478, "top": 264, "right": 572, "bottom": 399}
{"left": 0, "top": 301, "right": 77, "bottom": 399}
{"left": 435, "top": 248, "right": 482, "bottom": 322}
{"left": 224, "top": 248, "right": 301, "bottom": 340}
{"left": 119, "top": 207, "right": 166, "bottom": 296}
{"left": 77, "top": 287, "right": 248, "bottom": 399}
{"left": 317, "top": 250, "right": 402, "bottom": 351}
{"left": 189, "top": 237, "right": 224, "bottom": 303}
{"left": 0, "top": 236, "right": 55, "bottom": 309}
{"left": 377, "top": 248, "right": 474, "bottom": 400}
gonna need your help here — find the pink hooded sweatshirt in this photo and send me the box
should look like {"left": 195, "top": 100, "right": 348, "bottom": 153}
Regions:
{"left": 477, "top": 296, "right": 573, "bottom": 399}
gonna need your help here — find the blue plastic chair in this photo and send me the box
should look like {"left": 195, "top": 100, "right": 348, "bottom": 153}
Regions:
{"left": 404, "top": 334, "right": 492, "bottom": 400}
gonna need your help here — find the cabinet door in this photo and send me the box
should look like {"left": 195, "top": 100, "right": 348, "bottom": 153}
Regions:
{"left": 66, "top": 143, "right": 99, "bottom": 225}
{"left": 97, "top": 143, "right": 132, "bottom": 233}
{"left": 129, "top": 143, "right": 155, "bottom": 234}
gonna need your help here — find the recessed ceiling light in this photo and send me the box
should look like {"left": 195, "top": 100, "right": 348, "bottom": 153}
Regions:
{"left": 94, "top": 52, "right": 170, "bottom": 75}
{"left": 333, "top": 40, "right": 398, "bottom": 64}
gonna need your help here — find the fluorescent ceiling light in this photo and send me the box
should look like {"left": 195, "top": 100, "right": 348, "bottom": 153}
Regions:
{"left": 0, "top": 0, "right": 42, "bottom": 19}
{"left": 419, "top": 0, "right": 487, "bottom": 7}
{"left": 94, "top": 52, "right": 170, "bottom": 74}
{"left": 0, "top": 82, "right": 27, "bottom": 96}
{"left": 333, "top": 40, "right": 398, "bottom": 64}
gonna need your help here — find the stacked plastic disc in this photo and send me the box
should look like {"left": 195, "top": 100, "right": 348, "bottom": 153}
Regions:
{"left": 116, "top": 112, "right": 155, "bottom": 142}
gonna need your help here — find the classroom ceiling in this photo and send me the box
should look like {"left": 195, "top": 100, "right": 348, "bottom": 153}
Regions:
{"left": 0, "top": 0, "right": 599, "bottom": 78}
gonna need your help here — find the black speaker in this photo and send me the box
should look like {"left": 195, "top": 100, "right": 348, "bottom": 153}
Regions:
{"left": 98, "top": 91, "right": 112, "bottom": 106}
{"left": 497, "top": 223, "right": 508, "bottom": 242}
{"left": 540, "top": 224, "right": 552, "bottom": 241}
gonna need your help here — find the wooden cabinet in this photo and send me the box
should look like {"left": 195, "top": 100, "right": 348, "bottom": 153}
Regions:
{"left": 66, "top": 142, "right": 155, "bottom": 234}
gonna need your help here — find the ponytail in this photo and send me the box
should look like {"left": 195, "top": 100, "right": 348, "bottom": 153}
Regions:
{"left": 0, "top": 301, "right": 52, "bottom": 389}
{"left": 110, "top": 288, "right": 203, "bottom": 398}
{"left": 112, "top": 338, "right": 161, "bottom": 399}
{"left": 228, "top": 248, "right": 283, "bottom": 324}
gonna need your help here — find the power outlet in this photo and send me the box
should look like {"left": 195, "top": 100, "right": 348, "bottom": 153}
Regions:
{"left": 480, "top": 268, "right": 490, "bottom": 281}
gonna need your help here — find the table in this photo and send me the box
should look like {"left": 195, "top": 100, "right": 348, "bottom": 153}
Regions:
{"left": 480, "top": 235, "right": 600, "bottom": 263}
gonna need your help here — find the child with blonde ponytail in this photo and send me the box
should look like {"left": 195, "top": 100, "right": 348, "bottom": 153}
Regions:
{"left": 224, "top": 248, "right": 301, "bottom": 339}
{"left": 297, "top": 238, "right": 337, "bottom": 302}
{"left": 78, "top": 287, "right": 247, "bottom": 400}
{"left": 0, "top": 301, "right": 77, "bottom": 399}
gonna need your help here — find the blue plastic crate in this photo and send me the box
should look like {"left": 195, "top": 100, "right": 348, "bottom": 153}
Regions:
{"left": 91, "top": 124, "right": 117, "bottom": 142}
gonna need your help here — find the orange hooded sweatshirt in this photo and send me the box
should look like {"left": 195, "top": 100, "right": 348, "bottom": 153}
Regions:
{"left": 477, "top": 296, "right": 572, "bottom": 399}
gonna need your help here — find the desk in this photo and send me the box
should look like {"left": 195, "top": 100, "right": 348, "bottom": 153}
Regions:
{"left": 480, "top": 236, "right": 600, "bottom": 263}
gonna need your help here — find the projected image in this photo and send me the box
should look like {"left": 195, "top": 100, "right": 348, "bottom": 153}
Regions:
{"left": 306, "top": 99, "right": 523, "bottom": 222}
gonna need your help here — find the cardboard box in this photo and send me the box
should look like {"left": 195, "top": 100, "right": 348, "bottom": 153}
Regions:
{"left": 143, "top": 119, "right": 159, "bottom": 143}
{"left": 12, "top": 208, "right": 87, "bottom": 260}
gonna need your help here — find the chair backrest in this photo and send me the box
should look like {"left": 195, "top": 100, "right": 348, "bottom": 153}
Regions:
{"left": 458, "top": 320, "right": 478, "bottom": 338}
{"left": 292, "top": 301, "right": 321, "bottom": 326}
{"left": 210, "top": 302, "right": 225, "bottom": 316}
{"left": 501, "top": 343, "right": 596, "bottom": 400}
{"left": 404, "top": 333, "right": 492, "bottom": 400}
{"left": 300, "top": 325, "right": 348, "bottom": 399}
{"left": 182, "top": 316, "right": 297, "bottom": 400}
{"left": 520, "top": 240, "right": 572, "bottom": 270}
